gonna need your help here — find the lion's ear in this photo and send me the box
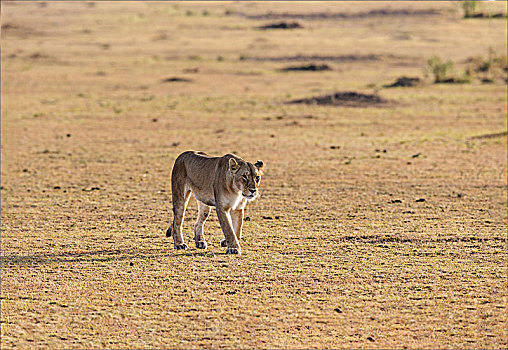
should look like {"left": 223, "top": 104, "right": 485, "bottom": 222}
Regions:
{"left": 254, "top": 160, "right": 265, "bottom": 174}
{"left": 229, "top": 158, "right": 240, "bottom": 173}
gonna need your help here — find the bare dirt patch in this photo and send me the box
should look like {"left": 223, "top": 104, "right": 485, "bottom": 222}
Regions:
{"left": 279, "top": 63, "right": 332, "bottom": 72}
{"left": 161, "top": 77, "right": 193, "bottom": 83}
{"left": 287, "top": 91, "right": 389, "bottom": 107}
{"left": 257, "top": 21, "right": 303, "bottom": 30}
{"left": 242, "top": 54, "right": 381, "bottom": 62}
{"left": 469, "top": 131, "right": 507, "bottom": 140}
{"left": 237, "top": 9, "right": 443, "bottom": 20}
{"left": 466, "top": 13, "right": 507, "bottom": 19}
{"left": 1, "top": 22, "right": 44, "bottom": 37}
{"left": 384, "top": 76, "right": 422, "bottom": 88}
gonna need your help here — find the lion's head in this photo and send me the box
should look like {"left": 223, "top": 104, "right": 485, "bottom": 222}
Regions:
{"left": 229, "top": 158, "right": 265, "bottom": 200}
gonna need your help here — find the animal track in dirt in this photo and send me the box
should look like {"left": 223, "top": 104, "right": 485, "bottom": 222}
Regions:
{"left": 287, "top": 91, "right": 389, "bottom": 108}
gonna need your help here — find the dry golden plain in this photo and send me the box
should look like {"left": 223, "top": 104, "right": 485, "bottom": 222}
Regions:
{"left": 1, "top": 1, "right": 507, "bottom": 349}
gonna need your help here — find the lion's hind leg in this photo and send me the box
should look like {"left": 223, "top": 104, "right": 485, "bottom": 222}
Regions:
{"left": 171, "top": 183, "right": 192, "bottom": 250}
{"left": 194, "top": 201, "right": 211, "bottom": 249}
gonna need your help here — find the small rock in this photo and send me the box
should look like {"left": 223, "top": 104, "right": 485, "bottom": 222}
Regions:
{"left": 334, "top": 308, "right": 343, "bottom": 313}
{"left": 367, "top": 336, "right": 375, "bottom": 342}
{"left": 415, "top": 198, "right": 426, "bottom": 202}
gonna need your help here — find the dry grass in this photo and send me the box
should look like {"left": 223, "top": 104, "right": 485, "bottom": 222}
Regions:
{"left": 1, "top": 2, "right": 507, "bottom": 349}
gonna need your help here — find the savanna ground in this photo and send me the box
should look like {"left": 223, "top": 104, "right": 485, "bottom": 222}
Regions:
{"left": 1, "top": 1, "right": 507, "bottom": 349}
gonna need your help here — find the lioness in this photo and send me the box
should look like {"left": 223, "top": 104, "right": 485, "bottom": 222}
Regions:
{"left": 166, "top": 151, "right": 265, "bottom": 255}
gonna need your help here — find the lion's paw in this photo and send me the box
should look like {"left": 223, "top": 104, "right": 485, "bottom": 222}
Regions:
{"left": 174, "top": 243, "right": 188, "bottom": 250}
{"left": 195, "top": 241, "right": 208, "bottom": 249}
{"left": 225, "top": 247, "right": 241, "bottom": 255}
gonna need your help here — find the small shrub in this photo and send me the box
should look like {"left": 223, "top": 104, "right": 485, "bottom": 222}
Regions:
{"left": 466, "top": 49, "right": 508, "bottom": 82}
{"left": 462, "top": 1, "right": 477, "bottom": 18}
{"left": 426, "top": 56, "right": 454, "bottom": 83}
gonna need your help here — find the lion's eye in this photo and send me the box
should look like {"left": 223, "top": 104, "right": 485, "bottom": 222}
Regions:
{"left": 255, "top": 176, "right": 260, "bottom": 183}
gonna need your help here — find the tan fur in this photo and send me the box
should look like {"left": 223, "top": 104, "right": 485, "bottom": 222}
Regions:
{"left": 166, "top": 151, "right": 265, "bottom": 254}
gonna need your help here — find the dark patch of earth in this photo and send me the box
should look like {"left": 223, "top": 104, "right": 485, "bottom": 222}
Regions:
{"left": 280, "top": 63, "right": 332, "bottom": 72}
{"left": 235, "top": 9, "right": 443, "bottom": 20}
{"left": 384, "top": 76, "right": 421, "bottom": 87}
{"left": 287, "top": 91, "right": 389, "bottom": 107}
{"left": 161, "top": 77, "right": 192, "bottom": 83}
{"left": 257, "top": 21, "right": 303, "bottom": 30}
{"left": 242, "top": 54, "right": 381, "bottom": 62}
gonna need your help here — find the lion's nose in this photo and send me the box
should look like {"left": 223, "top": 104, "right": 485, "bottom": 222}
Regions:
{"left": 249, "top": 188, "right": 256, "bottom": 194}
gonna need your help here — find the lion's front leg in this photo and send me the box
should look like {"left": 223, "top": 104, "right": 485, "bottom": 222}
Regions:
{"left": 216, "top": 206, "right": 241, "bottom": 255}
{"left": 231, "top": 209, "right": 244, "bottom": 241}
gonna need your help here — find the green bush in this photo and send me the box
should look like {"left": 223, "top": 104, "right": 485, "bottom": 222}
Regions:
{"left": 462, "top": 1, "right": 477, "bottom": 18}
{"left": 426, "top": 56, "right": 454, "bottom": 83}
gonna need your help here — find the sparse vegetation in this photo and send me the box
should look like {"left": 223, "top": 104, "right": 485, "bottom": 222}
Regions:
{"left": 425, "top": 55, "right": 472, "bottom": 84}
{"left": 425, "top": 55, "right": 455, "bottom": 83}
{"left": 466, "top": 48, "right": 508, "bottom": 83}
{"left": 461, "top": 1, "right": 507, "bottom": 19}
{"left": 1, "top": 2, "right": 506, "bottom": 349}
{"left": 461, "top": 1, "right": 478, "bottom": 18}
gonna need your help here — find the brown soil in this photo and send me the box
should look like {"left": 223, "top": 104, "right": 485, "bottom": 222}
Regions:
{"left": 161, "top": 77, "right": 192, "bottom": 83}
{"left": 279, "top": 63, "right": 332, "bottom": 72}
{"left": 1, "top": 2, "right": 506, "bottom": 349}
{"left": 385, "top": 76, "right": 422, "bottom": 88}
{"left": 469, "top": 131, "right": 508, "bottom": 140}
{"left": 466, "top": 13, "right": 507, "bottom": 19}
{"left": 287, "top": 91, "right": 389, "bottom": 107}
{"left": 257, "top": 21, "right": 303, "bottom": 30}
{"left": 239, "top": 9, "right": 443, "bottom": 20}
{"left": 242, "top": 54, "right": 381, "bottom": 62}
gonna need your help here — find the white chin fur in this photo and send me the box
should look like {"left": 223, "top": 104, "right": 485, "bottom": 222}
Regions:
{"left": 244, "top": 194, "right": 258, "bottom": 201}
